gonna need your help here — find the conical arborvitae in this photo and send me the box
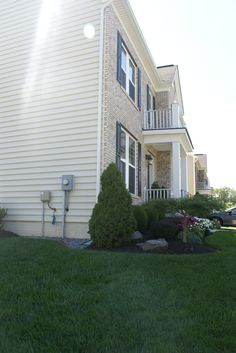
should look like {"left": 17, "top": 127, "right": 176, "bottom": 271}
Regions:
{"left": 89, "top": 163, "right": 137, "bottom": 248}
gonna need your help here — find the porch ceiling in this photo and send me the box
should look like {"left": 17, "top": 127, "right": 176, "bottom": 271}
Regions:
{"left": 146, "top": 143, "right": 172, "bottom": 151}
{"left": 142, "top": 128, "right": 194, "bottom": 153}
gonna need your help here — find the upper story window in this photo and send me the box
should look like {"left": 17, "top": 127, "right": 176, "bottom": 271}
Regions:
{"left": 119, "top": 44, "right": 136, "bottom": 102}
{"left": 147, "top": 84, "right": 156, "bottom": 111}
{"left": 117, "top": 32, "right": 141, "bottom": 110}
{"left": 147, "top": 86, "right": 152, "bottom": 110}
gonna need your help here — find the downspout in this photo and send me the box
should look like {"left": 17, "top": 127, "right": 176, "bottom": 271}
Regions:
{"left": 96, "top": 0, "right": 113, "bottom": 200}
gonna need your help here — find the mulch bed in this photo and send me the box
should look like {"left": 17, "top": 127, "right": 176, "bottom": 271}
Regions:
{"left": 88, "top": 237, "right": 217, "bottom": 255}
{"left": 0, "top": 229, "right": 18, "bottom": 238}
{"left": 0, "top": 228, "right": 217, "bottom": 254}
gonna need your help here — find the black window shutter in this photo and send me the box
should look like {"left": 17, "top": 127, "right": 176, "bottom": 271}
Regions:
{"left": 138, "top": 142, "right": 142, "bottom": 197}
{"left": 138, "top": 68, "right": 142, "bottom": 110}
{"left": 117, "top": 32, "right": 122, "bottom": 84}
{"left": 153, "top": 96, "right": 156, "bottom": 110}
{"left": 116, "top": 122, "right": 121, "bottom": 170}
{"left": 147, "top": 84, "right": 150, "bottom": 110}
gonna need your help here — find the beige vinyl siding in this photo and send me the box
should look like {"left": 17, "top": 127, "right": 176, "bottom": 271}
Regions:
{"left": 0, "top": 0, "right": 102, "bottom": 237}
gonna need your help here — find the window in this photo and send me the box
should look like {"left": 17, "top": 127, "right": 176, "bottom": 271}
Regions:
{"left": 231, "top": 208, "right": 236, "bottom": 215}
{"left": 148, "top": 89, "right": 152, "bottom": 110}
{"left": 117, "top": 32, "right": 141, "bottom": 109}
{"left": 116, "top": 122, "right": 142, "bottom": 196}
{"left": 121, "top": 47, "right": 127, "bottom": 89}
{"left": 120, "top": 45, "right": 136, "bottom": 102}
{"left": 120, "top": 128, "right": 136, "bottom": 194}
{"left": 129, "top": 59, "right": 135, "bottom": 101}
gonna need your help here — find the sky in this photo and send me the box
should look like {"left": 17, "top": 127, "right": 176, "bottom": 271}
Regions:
{"left": 129, "top": 0, "right": 236, "bottom": 189}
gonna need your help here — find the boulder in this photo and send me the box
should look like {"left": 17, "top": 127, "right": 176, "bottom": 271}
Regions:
{"left": 131, "top": 231, "right": 143, "bottom": 240}
{"left": 137, "top": 239, "right": 168, "bottom": 252}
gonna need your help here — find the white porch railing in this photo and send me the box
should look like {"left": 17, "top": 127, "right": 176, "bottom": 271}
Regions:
{"left": 144, "top": 188, "right": 192, "bottom": 201}
{"left": 144, "top": 104, "right": 186, "bottom": 130}
{"left": 144, "top": 109, "right": 173, "bottom": 130}
{"left": 181, "top": 190, "right": 191, "bottom": 198}
{"left": 145, "top": 188, "right": 172, "bottom": 201}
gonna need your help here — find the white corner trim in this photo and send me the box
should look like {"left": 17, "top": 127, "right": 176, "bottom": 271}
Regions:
{"left": 96, "top": 0, "right": 113, "bottom": 200}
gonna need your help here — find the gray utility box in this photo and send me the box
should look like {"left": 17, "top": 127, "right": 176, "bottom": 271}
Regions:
{"left": 61, "top": 175, "right": 74, "bottom": 191}
{"left": 40, "top": 191, "right": 51, "bottom": 202}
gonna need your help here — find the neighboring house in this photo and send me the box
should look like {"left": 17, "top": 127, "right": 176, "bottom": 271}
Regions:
{"left": 195, "top": 154, "right": 212, "bottom": 195}
{"left": 0, "top": 0, "right": 201, "bottom": 238}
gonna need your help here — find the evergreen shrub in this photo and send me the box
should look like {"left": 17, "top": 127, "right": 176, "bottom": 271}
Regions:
{"left": 132, "top": 205, "right": 148, "bottom": 232}
{"left": 89, "top": 163, "right": 137, "bottom": 248}
{"left": 145, "top": 195, "right": 224, "bottom": 220}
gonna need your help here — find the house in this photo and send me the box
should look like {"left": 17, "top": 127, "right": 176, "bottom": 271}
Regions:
{"left": 0, "top": 0, "right": 202, "bottom": 238}
{"left": 195, "top": 154, "right": 212, "bottom": 195}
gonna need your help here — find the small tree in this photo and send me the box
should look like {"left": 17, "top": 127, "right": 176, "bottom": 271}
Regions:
{"left": 89, "top": 163, "right": 137, "bottom": 248}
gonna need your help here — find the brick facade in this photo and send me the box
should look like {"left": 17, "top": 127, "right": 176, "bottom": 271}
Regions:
{"left": 155, "top": 151, "right": 171, "bottom": 189}
{"left": 102, "top": 5, "right": 156, "bottom": 202}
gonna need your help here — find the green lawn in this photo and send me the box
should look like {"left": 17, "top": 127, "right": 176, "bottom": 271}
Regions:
{"left": 0, "top": 232, "right": 235, "bottom": 353}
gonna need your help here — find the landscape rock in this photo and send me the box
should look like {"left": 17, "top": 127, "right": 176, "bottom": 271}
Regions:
{"left": 63, "top": 239, "right": 92, "bottom": 249}
{"left": 137, "top": 238, "right": 168, "bottom": 252}
{"left": 131, "top": 231, "right": 143, "bottom": 240}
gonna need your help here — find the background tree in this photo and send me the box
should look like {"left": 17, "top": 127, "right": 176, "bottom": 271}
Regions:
{"left": 212, "top": 187, "right": 236, "bottom": 208}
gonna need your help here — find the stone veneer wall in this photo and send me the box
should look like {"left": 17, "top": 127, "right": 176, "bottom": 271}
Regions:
{"left": 155, "top": 151, "right": 171, "bottom": 189}
{"left": 102, "top": 5, "right": 157, "bottom": 202}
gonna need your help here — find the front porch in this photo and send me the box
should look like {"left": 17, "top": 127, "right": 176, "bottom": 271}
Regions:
{"left": 142, "top": 104, "right": 194, "bottom": 201}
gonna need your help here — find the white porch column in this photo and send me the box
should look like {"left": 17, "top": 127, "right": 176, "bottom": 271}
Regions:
{"left": 172, "top": 142, "right": 181, "bottom": 198}
{"left": 171, "top": 103, "right": 180, "bottom": 127}
{"left": 181, "top": 154, "right": 188, "bottom": 194}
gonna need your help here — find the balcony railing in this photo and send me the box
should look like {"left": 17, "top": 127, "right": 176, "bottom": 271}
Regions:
{"left": 144, "top": 104, "right": 186, "bottom": 131}
{"left": 196, "top": 182, "right": 211, "bottom": 190}
{"left": 144, "top": 109, "right": 173, "bottom": 130}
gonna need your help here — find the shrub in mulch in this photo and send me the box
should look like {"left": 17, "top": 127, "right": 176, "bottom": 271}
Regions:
{"left": 132, "top": 205, "right": 148, "bottom": 233}
{"left": 149, "top": 220, "right": 178, "bottom": 240}
{"left": 88, "top": 229, "right": 217, "bottom": 255}
{"left": 89, "top": 163, "right": 136, "bottom": 249}
{"left": 0, "top": 229, "right": 18, "bottom": 238}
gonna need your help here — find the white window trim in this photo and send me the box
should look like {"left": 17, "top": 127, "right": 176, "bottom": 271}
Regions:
{"left": 120, "top": 128, "right": 136, "bottom": 195}
{"left": 121, "top": 44, "right": 136, "bottom": 103}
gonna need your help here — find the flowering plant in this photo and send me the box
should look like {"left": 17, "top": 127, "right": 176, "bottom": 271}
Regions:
{"left": 178, "top": 216, "right": 205, "bottom": 243}
{"left": 194, "top": 218, "right": 214, "bottom": 234}
{"left": 177, "top": 216, "right": 198, "bottom": 231}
